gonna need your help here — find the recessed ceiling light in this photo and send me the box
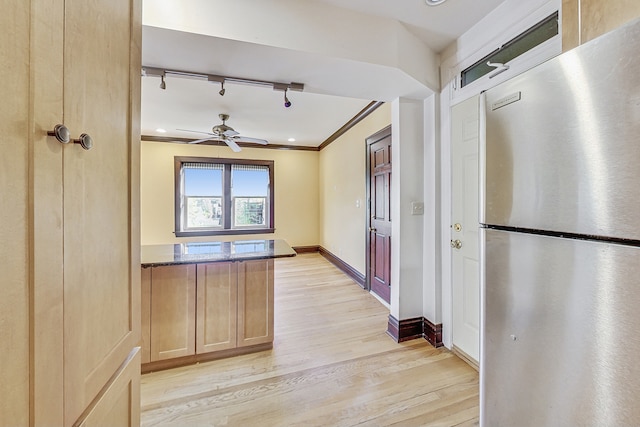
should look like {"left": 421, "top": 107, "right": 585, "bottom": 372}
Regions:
{"left": 156, "top": 128, "right": 167, "bottom": 133}
{"left": 288, "top": 138, "right": 296, "bottom": 142}
{"left": 425, "top": 0, "right": 447, "bottom": 5}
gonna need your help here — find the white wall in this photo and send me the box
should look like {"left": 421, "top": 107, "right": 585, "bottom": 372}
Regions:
{"left": 391, "top": 98, "right": 425, "bottom": 320}
{"left": 319, "top": 103, "right": 391, "bottom": 275}
{"left": 423, "top": 93, "right": 441, "bottom": 324}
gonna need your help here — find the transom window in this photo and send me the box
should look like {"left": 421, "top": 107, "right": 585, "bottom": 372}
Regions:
{"left": 461, "top": 11, "right": 559, "bottom": 88}
{"left": 175, "top": 156, "right": 274, "bottom": 237}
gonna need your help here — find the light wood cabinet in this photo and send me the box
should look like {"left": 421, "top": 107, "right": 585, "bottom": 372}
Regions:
{"left": 238, "top": 259, "right": 275, "bottom": 347}
{"left": 1, "top": 0, "right": 141, "bottom": 425}
{"left": 563, "top": 0, "right": 640, "bottom": 50}
{"left": 197, "top": 262, "right": 239, "bottom": 353}
{"left": 1, "top": 3, "right": 32, "bottom": 425}
{"left": 150, "top": 265, "right": 197, "bottom": 361}
{"left": 76, "top": 349, "right": 141, "bottom": 427}
{"left": 142, "top": 259, "right": 273, "bottom": 371}
{"left": 141, "top": 267, "right": 151, "bottom": 364}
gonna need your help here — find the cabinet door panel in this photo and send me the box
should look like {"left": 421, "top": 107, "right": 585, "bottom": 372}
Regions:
{"left": 197, "top": 262, "right": 238, "bottom": 353}
{"left": 77, "top": 348, "right": 141, "bottom": 427}
{"left": 150, "top": 265, "right": 196, "bottom": 361}
{"left": 1, "top": 2, "right": 31, "bottom": 425}
{"left": 62, "top": 0, "right": 140, "bottom": 424}
{"left": 238, "top": 259, "right": 274, "bottom": 347}
{"left": 141, "top": 267, "right": 151, "bottom": 364}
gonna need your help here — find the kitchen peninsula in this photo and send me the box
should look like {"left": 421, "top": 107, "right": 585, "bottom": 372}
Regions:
{"left": 140, "top": 239, "right": 295, "bottom": 372}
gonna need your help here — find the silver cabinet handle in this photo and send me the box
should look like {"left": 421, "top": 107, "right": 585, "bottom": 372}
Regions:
{"left": 47, "top": 126, "right": 92, "bottom": 150}
{"left": 74, "top": 133, "right": 93, "bottom": 150}
{"left": 47, "top": 124, "right": 71, "bottom": 144}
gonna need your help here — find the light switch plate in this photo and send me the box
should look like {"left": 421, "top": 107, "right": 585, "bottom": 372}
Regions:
{"left": 411, "top": 201, "right": 424, "bottom": 215}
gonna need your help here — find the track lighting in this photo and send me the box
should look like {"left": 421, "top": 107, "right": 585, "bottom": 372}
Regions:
{"left": 273, "top": 83, "right": 294, "bottom": 108}
{"left": 143, "top": 66, "right": 305, "bottom": 108}
{"left": 284, "top": 88, "right": 292, "bottom": 108}
{"left": 208, "top": 75, "right": 226, "bottom": 96}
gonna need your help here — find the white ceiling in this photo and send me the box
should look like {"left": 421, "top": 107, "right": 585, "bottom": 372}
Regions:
{"left": 141, "top": 0, "right": 506, "bottom": 149}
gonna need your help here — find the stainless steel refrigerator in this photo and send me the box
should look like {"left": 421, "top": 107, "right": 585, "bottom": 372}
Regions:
{"left": 479, "top": 18, "right": 640, "bottom": 427}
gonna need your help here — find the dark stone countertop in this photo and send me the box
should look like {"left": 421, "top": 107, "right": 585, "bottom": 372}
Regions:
{"left": 141, "top": 239, "right": 296, "bottom": 267}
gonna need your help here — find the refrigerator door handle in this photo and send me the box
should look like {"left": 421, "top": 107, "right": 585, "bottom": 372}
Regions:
{"left": 478, "top": 91, "right": 487, "bottom": 225}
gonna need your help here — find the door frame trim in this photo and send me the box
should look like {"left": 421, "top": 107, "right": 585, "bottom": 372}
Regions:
{"left": 365, "top": 125, "right": 392, "bottom": 294}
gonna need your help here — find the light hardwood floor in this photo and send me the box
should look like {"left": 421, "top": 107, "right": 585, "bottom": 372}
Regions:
{"left": 141, "top": 253, "right": 479, "bottom": 426}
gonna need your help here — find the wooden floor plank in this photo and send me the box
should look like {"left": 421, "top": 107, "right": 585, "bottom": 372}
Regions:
{"left": 141, "top": 253, "right": 479, "bottom": 426}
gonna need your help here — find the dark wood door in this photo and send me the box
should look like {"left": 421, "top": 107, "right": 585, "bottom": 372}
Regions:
{"left": 367, "top": 127, "right": 392, "bottom": 303}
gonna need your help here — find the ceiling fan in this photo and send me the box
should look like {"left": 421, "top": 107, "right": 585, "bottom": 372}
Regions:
{"left": 177, "top": 114, "right": 268, "bottom": 152}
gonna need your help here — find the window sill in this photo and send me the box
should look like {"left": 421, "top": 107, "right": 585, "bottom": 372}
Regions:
{"left": 175, "top": 228, "right": 275, "bottom": 238}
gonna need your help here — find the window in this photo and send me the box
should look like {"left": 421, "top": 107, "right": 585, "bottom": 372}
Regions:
{"left": 175, "top": 157, "right": 274, "bottom": 237}
{"left": 461, "top": 11, "right": 559, "bottom": 88}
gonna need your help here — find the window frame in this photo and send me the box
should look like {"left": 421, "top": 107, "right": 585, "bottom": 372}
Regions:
{"left": 174, "top": 156, "right": 275, "bottom": 237}
{"left": 447, "top": 4, "right": 561, "bottom": 104}
{"left": 460, "top": 11, "right": 559, "bottom": 88}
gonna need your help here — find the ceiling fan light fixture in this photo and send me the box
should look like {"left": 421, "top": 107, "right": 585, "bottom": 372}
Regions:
{"left": 425, "top": 0, "right": 448, "bottom": 5}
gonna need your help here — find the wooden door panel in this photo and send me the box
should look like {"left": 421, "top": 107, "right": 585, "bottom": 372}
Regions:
{"left": 150, "top": 265, "right": 196, "bottom": 361}
{"left": 374, "top": 174, "right": 387, "bottom": 220}
{"left": 1, "top": 2, "right": 31, "bottom": 424}
{"left": 374, "top": 148, "right": 386, "bottom": 168}
{"left": 371, "top": 232, "right": 391, "bottom": 302}
{"left": 63, "top": 0, "right": 139, "bottom": 423}
{"left": 368, "top": 129, "right": 392, "bottom": 304}
{"left": 76, "top": 348, "right": 141, "bottom": 427}
{"left": 238, "top": 259, "right": 274, "bottom": 347}
{"left": 197, "top": 262, "right": 238, "bottom": 353}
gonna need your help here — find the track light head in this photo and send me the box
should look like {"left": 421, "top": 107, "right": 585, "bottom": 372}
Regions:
{"left": 207, "top": 75, "right": 226, "bottom": 96}
{"left": 284, "top": 89, "right": 292, "bottom": 108}
{"left": 160, "top": 74, "right": 166, "bottom": 90}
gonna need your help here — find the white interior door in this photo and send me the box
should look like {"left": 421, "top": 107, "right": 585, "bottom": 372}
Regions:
{"left": 451, "top": 95, "right": 480, "bottom": 364}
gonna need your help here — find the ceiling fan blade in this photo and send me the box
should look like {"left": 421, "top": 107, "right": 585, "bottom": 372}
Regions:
{"left": 188, "top": 137, "right": 217, "bottom": 144}
{"left": 222, "top": 129, "right": 239, "bottom": 137}
{"left": 224, "top": 138, "right": 242, "bottom": 152}
{"left": 234, "top": 136, "right": 268, "bottom": 145}
{"left": 176, "top": 129, "right": 216, "bottom": 136}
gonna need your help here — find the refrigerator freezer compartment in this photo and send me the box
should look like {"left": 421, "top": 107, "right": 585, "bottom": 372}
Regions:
{"left": 482, "top": 17, "right": 640, "bottom": 242}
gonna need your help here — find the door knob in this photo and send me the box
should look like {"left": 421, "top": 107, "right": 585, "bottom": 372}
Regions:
{"left": 73, "top": 133, "right": 93, "bottom": 150}
{"left": 453, "top": 223, "right": 462, "bottom": 232}
{"left": 47, "top": 124, "right": 71, "bottom": 144}
{"left": 369, "top": 227, "right": 377, "bottom": 233}
{"left": 450, "top": 239, "right": 462, "bottom": 249}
